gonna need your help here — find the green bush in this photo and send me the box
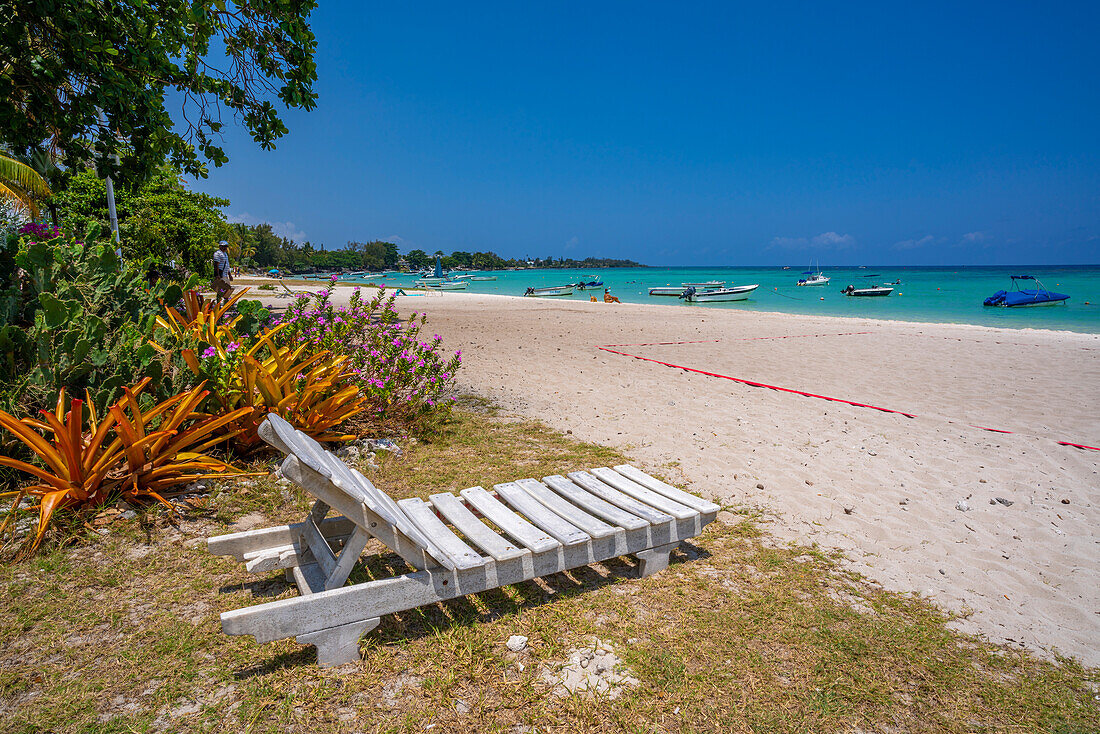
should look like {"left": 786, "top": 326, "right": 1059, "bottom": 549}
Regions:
{"left": 0, "top": 224, "right": 199, "bottom": 416}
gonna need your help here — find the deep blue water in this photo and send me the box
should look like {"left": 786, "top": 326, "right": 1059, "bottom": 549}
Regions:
{"left": 349, "top": 265, "right": 1100, "bottom": 334}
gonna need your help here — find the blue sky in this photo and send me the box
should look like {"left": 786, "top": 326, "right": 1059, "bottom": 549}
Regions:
{"left": 192, "top": 1, "right": 1100, "bottom": 266}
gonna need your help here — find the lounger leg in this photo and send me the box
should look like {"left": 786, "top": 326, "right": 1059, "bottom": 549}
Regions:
{"left": 635, "top": 542, "right": 678, "bottom": 578}
{"left": 296, "top": 617, "right": 380, "bottom": 667}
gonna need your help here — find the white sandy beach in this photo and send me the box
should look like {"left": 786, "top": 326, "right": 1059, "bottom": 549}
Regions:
{"left": 260, "top": 284, "right": 1100, "bottom": 666}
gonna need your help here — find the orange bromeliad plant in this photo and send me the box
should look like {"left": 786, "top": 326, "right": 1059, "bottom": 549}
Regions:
{"left": 0, "top": 378, "right": 253, "bottom": 550}
{"left": 188, "top": 326, "right": 371, "bottom": 451}
{"left": 154, "top": 287, "right": 251, "bottom": 349}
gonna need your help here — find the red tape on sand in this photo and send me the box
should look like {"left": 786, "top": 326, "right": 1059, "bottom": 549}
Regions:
{"left": 596, "top": 343, "right": 1100, "bottom": 453}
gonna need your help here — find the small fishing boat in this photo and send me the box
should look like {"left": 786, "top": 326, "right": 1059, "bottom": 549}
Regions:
{"left": 574, "top": 279, "right": 604, "bottom": 290}
{"left": 841, "top": 284, "right": 893, "bottom": 297}
{"left": 424, "top": 280, "right": 468, "bottom": 290}
{"left": 524, "top": 285, "right": 574, "bottom": 297}
{"left": 797, "top": 272, "right": 830, "bottom": 286}
{"left": 797, "top": 260, "right": 829, "bottom": 286}
{"left": 984, "top": 275, "right": 1069, "bottom": 307}
{"left": 680, "top": 284, "right": 758, "bottom": 302}
{"left": 649, "top": 286, "right": 689, "bottom": 296}
{"left": 682, "top": 281, "right": 724, "bottom": 289}
{"left": 470, "top": 275, "right": 497, "bottom": 281}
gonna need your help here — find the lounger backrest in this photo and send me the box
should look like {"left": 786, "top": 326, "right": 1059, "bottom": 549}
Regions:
{"left": 258, "top": 415, "right": 439, "bottom": 557}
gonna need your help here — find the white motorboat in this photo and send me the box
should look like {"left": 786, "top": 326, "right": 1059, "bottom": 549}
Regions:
{"left": 470, "top": 275, "right": 497, "bottom": 281}
{"left": 429, "top": 280, "right": 469, "bottom": 290}
{"left": 524, "top": 285, "right": 574, "bottom": 297}
{"left": 681, "top": 284, "right": 758, "bottom": 302}
{"left": 649, "top": 286, "right": 689, "bottom": 296}
{"left": 797, "top": 272, "right": 830, "bottom": 286}
{"left": 841, "top": 284, "right": 893, "bottom": 297}
{"left": 797, "top": 260, "right": 829, "bottom": 286}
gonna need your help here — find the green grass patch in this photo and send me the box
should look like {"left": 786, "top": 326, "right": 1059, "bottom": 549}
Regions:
{"left": 0, "top": 405, "right": 1095, "bottom": 733}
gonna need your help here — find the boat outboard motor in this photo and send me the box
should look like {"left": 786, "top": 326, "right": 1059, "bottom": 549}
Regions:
{"left": 524, "top": 287, "right": 533, "bottom": 296}
{"left": 679, "top": 286, "right": 696, "bottom": 300}
{"left": 843, "top": 285, "right": 854, "bottom": 294}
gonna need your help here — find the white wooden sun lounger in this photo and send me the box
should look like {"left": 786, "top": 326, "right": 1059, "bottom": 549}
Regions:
{"left": 209, "top": 414, "right": 720, "bottom": 666}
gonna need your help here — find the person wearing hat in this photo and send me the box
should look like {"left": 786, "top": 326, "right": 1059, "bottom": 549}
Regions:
{"left": 212, "top": 240, "right": 234, "bottom": 305}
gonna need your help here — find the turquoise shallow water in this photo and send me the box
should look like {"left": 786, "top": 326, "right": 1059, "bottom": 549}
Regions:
{"left": 350, "top": 265, "right": 1100, "bottom": 334}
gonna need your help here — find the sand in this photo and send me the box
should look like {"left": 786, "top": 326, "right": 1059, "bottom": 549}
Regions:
{"left": 261, "top": 285, "right": 1100, "bottom": 666}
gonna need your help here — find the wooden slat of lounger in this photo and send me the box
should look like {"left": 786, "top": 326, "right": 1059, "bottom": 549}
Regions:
{"left": 397, "top": 498, "right": 485, "bottom": 570}
{"left": 613, "top": 465, "right": 721, "bottom": 514}
{"left": 514, "top": 479, "right": 619, "bottom": 539}
{"left": 541, "top": 475, "right": 651, "bottom": 531}
{"left": 460, "top": 487, "right": 560, "bottom": 554}
{"left": 589, "top": 468, "right": 698, "bottom": 520}
{"left": 566, "top": 471, "right": 676, "bottom": 526}
{"left": 301, "top": 515, "right": 338, "bottom": 578}
{"left": 429, "top": 493, "right": 530, "bottom": 562}
{"left": 262, "top": 416, "right": 451, "bottom": 567}
{"left": 494, "top": 482, "right": 591, "bottom": 546}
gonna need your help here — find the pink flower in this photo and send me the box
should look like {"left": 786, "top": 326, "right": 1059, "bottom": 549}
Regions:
{"left": 202, "top": 347, "right": 216, "bottom": 358}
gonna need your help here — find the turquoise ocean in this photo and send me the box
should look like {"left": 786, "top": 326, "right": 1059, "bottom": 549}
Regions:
{"left": 349, "top": 265, "right": 1100, "bottom": 334}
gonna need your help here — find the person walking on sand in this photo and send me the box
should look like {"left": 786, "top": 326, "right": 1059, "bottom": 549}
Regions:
{"left": 212, "top": 240, "right": 234, "bottom": 305}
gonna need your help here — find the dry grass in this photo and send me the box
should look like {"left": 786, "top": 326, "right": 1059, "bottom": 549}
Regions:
{"left": 0, "top": 404, "right": 1096, "bottom": 733}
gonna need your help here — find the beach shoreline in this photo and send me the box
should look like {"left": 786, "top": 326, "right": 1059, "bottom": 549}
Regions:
{"left": 256, "top": 284, "right": 1100, "bottom": 666}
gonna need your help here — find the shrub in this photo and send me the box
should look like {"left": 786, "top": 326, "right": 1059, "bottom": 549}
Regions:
{"left": 181, "top": 326, "right": 370, "bottom": 451}
{"left": 154, "top": 288, "right": 270, "bottom": 351}
{"left": 0, "top": 225, "right": 199, "bottom": 416}
{"left": 0, "top": 379, "right": 251, "bottom": 552}
{"left": 274, "top": 287, "right": 461, "bottom": 426}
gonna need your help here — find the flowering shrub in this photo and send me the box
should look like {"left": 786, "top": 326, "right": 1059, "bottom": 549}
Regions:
{"left": 18, "top": 223, "right": 62, "bottom": 241}
{"left": 275, "top": 287, "right": 461, "bottom": 424}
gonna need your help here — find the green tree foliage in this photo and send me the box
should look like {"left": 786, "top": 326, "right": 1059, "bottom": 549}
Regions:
{"left": 405, "top": 249, "right": 431, "bottom": 270}
{"left": 0, "top": 0, "right": 319, "bottom": 180}
{"left": 53, "top": 167, "right": 230, "bottom": 273}
{"left": 0, "top": 153, "right": 51, "bottom": 219}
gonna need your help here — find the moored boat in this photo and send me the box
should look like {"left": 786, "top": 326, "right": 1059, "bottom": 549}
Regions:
{"left": 797, "top": 272, "right": 830, "bottom": 286}
{"left": 524, "top": 285, "right": 574, "bottom": 297}
{"left": 470, "top": 275, "right": 497, "bottom": 281}
{"left": 841, "top": 284, "right": 893, "bottom": 297}
{"left": 649, "top": 286, "right": 689, "bottom": 296}
{"left": 984, "top": 275, "right": 1069, "bottom": 307}
{"left": 797, "top": 260, "right": 829, "bottom": 286}
{"left": 574, "top": 280, "right": 604, "bottom": 290}
{"left": 680, "top": 284, "right": 758, "bottom": 302}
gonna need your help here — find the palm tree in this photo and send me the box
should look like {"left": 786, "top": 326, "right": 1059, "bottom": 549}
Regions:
{"left": 0, "top": 153, "right": 52, "bottom": 219}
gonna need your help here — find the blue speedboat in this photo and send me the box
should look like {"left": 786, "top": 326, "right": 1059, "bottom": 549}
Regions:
{"left": 984, "top": 275, "right": 1069, "bottom": 307}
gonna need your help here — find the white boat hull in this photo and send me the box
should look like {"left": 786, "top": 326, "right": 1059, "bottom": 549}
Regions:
{"left": 649, "top": 286, "right": 688, "bottom": 296}
{"left": 421, "top": 280, "right": 468, "bottom": 290}
{"left": 524, "top": 286, "right": 574, "bottom": 297}
{"left": 686, "top": 284, "right": 758, "bottom": 302}
{"left": 797, "top": 276, "right": 830, "bottom": 286}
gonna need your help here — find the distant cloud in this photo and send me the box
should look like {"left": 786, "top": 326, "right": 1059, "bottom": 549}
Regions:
{"left": 893, "top": 234, "right": 935, "bottom": 250}
{"left": 227, "top": 212, "right": 308, "bottom": 243}
{"left": 768, "top": 231, "right": 855, "bottom": 251}
{"left": 768, "top": 236, "right": 809, "bottom": 250}
{"left": 564, "top": 235, "right": 579, "bottom": 250}
{"left": 961, "top": 231, "right": 987, "bottom": 244}
{"left": 812, "top": 231, "right": 856, "bottom": 249}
